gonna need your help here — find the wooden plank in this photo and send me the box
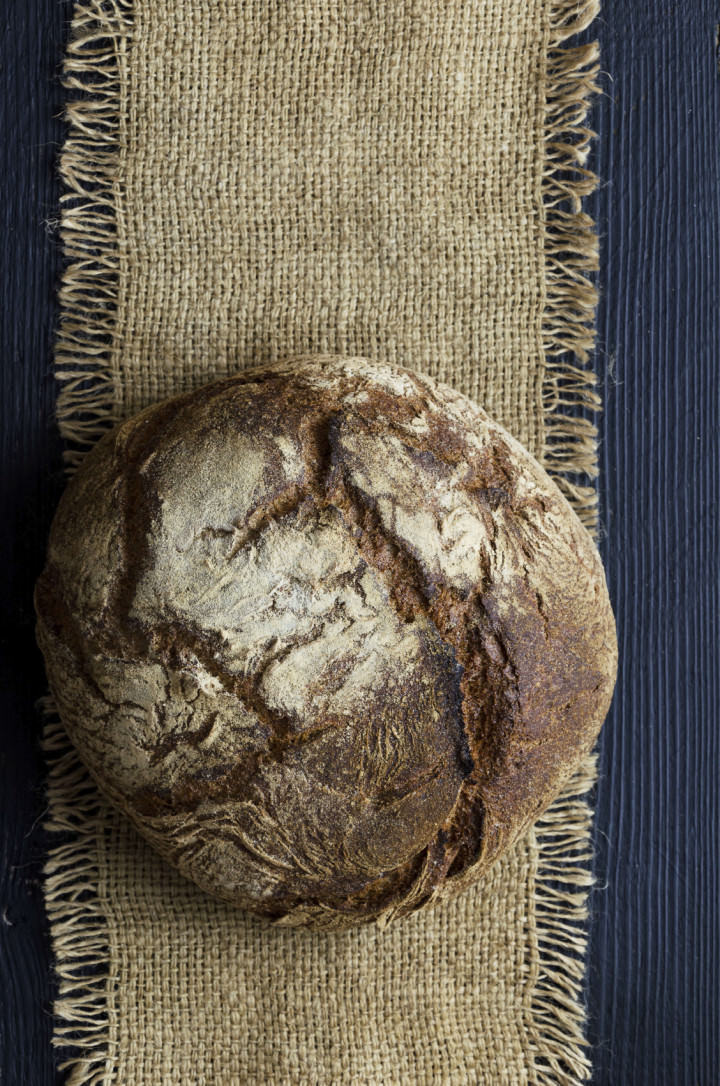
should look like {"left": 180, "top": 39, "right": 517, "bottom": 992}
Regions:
{"left": 589, "top": 2, "right": 720, "bottom": 1082}
{"left": 0, "top": 2, "right": 67, "bottom": 1083}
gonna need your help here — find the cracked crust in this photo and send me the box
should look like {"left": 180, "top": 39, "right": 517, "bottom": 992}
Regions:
{"left": 35, "top": 355, "right": 617, "bottom": 928}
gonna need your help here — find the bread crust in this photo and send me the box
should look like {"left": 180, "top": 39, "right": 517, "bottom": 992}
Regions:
{"left": 35, "top": 355, "right": 617, "bottom": 928}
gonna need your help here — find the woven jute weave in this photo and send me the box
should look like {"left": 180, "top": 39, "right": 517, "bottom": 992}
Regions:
{"left": 45, "top": 2, "right": 602, "bottom": 1083}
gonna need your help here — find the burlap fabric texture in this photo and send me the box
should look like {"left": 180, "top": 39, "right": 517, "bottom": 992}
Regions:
{"left": 45, "top": 1, "right": 603, "bottom": 1083}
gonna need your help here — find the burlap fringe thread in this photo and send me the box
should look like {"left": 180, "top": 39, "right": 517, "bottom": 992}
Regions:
{"left": 45, "top": 1, "right": 602, "bottom": 1082}
{"left": 54, "top": 0, "right": 133, "bottom": 469}
{"left": 542, "top": 1, "right": 602, "bottom": 536}
{"left": 43, "top": 709, "right": 116, "bottom": 1086}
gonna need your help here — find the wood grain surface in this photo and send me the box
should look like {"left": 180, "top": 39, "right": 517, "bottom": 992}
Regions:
{"left": 1, "top": 1, "right": 718, "bottom": 1083}
{"left": 0, "top": 2, "right": 66, "bottom": 1084}
{"left": 588, "top": 3, "right": 720, "bottom": 1083}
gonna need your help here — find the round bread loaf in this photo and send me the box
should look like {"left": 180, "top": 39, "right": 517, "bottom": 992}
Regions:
{"left": 35, "top": 355, "right": 616, "bottom": 929}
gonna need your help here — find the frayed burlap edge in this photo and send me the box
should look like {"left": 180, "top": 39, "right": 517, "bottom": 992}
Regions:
{"left": 526, "top": 755, "right": 598, "bottom": 1084}
{"left": 522, "top": 4, "right": 601, "bottom": 1082}
{"left": 54, "top": 0, "right": 132, "bottom": 469}
{"left": 522, "top": 3, "right": 602, "bottom": 1083}
{"left": 45, "top": 4, "right": 132, "bottom": 1081}
{"left": 44, "top": 1, "right": 602, "bottom": 1083}
{"left": 43, "top": 710, "right": 114, "bottom": 1086}
{"left": 542, "top": 1, "right": 602, "bottom": 537}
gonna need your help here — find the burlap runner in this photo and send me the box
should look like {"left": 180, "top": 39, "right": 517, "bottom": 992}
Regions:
{"left": 46, "top": 2, "right": 602, "bottom": 1082}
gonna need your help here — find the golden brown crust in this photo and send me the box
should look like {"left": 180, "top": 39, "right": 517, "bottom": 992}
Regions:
{"left": 35, "top": 355, "right": 617, "bottom": 927}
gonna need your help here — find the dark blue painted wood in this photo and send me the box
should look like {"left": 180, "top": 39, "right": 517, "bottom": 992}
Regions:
{"left": 0, "top": 2, "right": 717, "bottom": 1083}
{"left": 589, "top": 3, "right": 720, "bottom": 1084}
{"left": 0, "top": 1, "right": 68, "bottom": 1084}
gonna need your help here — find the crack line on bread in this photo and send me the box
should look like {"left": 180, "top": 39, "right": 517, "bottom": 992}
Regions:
{"left": 222, "top": 483, "right": 308, "bottom": 561}
{"left": 131, "top": 617, "right": 344, "bottom": 804}
{"left": 306, "top": 414, "right": 491, "bottom": 896}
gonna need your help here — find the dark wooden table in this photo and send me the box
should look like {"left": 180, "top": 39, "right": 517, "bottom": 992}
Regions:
{"left": 2, "top": 2, "right": 718, "bottom": 1082}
